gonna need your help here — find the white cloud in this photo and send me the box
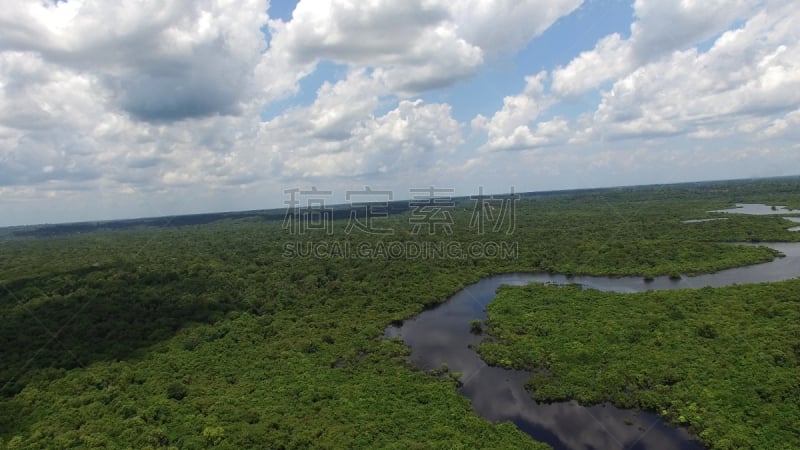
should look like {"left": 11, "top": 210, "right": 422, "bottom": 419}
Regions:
{"left": 629, "top": 0, "right": 757, "bottom": 58}
{"left": 0, "top": 0, "right": 273, "bottom": 121}
{"left": 288, "top": 97, "right": 463, "bottom": 178}
{"left": 761, "top": 108, "right": 800, "bottom": 138}
{"left": 260, "top": 72, "right": 462, "bottom": 178}
{"left": 551, "top": 33, "right": 632, "bottom": 98}
{"left": 552, "top": 0, "right": 760, "bottom": 97}
{"left": 448, "top": 0, "right": 583, "bottom": 55}
{"left": 0, "top": 0, "right": 582, "bottom": 205}
{"left": 0, "top": 45, "right": 273, "bottom": 196}
{"left": 472, "top": 71, "right": 561, "bottom": 151}
{"left": 270, "top": 0, "right": 583, "bottom": 95}
{"left": 0, "top": 51, "right": 107, "bottom": 187}
{"left": 271, "top": 0, "right": 483, "bottom": 95}
{"left": 369, "top": 23, "right": 484, "bottom": 94}
{"left": 1, "top": 0, "right": 798, "bottom": 227}
{"left": 474, "top": 0, "right": 800, "bottom": 160}
{"left": 586, "top": 2, "right": 800, "bottom": 140}
{"left": 266, "top": 71, "right": 384, "bottom": 142}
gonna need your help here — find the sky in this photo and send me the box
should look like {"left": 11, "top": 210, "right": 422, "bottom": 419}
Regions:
{"left": 1, "top": 0, "right": 799, "bottom": 227}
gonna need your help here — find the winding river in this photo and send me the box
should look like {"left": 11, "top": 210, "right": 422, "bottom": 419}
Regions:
{"left": 384, "top": 242, "right": 800, "bottom": 450}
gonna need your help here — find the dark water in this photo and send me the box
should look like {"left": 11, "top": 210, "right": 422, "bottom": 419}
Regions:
{"left": 385, "top": 243, "right": 800, "bottom": 450}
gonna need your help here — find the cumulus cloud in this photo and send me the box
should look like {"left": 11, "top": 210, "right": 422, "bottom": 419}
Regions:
{"left": 585, "top": 1, "right": 800, "bottom": 140}
{"left": 0, "top": 0, "right": 581, "bottom": 193}
{"left": 278, "top": 1, "right": 451, "bottom": 64}
{"left": 0, "top": 51, "right": 107, "bottom": 187}
{"left": 448, "top": 0, "right": 583, "bottom": 55}
{"left": 478, "top": 0, "right": 800, "bottom": 151}
{"left": 761, "top": 108, "right": 800, "bottom": 138}
{"left": 552, "top": 0, "right": 760, "bottom": 97}
{"left": 1, "top": 0, "right": 797, "bottom": 226}
{"left": 472, "top": 71, "right": 570, "bottom": 151}
{"left": 630, "top": 0, "right": 757, "bottom": 57}
{"left": 270, "top": 0, "right": 583, "bottom": 95}
{"left": 0, "top": 45, "right": 270, "bottom": 196}
{"left": 550, "top": 33, "right": 632, "bottom": 98}
{"left": 260, "top": 71, "right": 462, "bottom": 178}
{"left": 269, "top": 0, "right": 482, "bottom": 95}
{"left": 0, "top": 1, "right": 296, "bottom": 202}
{"left": 0, "top": 0, "right": 272, "bottom": 122}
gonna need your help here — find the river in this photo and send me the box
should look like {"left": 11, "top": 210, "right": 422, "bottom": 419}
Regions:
{"left": 384, "top": 242, "right": 800, "bottom": 450}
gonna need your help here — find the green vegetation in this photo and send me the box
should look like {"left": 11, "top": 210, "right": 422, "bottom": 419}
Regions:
{"left": 1, "top": 177, "right": 799, "bottom": 448}
{"left": 478, "top": 282, "right": 800, "bottom": 449}
{"left": 470, "top": 319, "right": 484, "bottom": 334}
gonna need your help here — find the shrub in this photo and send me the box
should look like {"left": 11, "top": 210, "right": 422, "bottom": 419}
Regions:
{"left": 470, "top": 320, "right": 483, "bottom": 334}
{"left": 202, "top": 426, "right": 225, "bottom": 446}
{"left": 166, "top": 383, "right": 188, "bottom": 400}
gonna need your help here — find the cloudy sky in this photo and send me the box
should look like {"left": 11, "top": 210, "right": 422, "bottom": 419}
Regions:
{"left": 1, "top": 0, "right": 799, "bottom": 226}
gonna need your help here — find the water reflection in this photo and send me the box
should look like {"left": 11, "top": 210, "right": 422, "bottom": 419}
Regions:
{"left": 386, "top": 243, "right": 800, "bottom": 449}
{"left": 784, "top": 218, "right": 800, "bottom": 232}
{"left": 681, "top": 218, "right": 728, "bottom": 223}
{"left": 709, "top": 203, "right": 800, "bottom": 215}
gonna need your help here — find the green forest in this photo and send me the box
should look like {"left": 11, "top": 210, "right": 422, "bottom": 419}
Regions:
{"left": 2, "top": 178, "right": 800, "bottom": 449}
{"left": 478, "top": 282, "right": 800, "bottom": 449}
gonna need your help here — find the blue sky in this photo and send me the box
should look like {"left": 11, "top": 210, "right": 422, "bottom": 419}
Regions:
{"left": 1, "top": 0, "right": 799, "bottom": 226}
